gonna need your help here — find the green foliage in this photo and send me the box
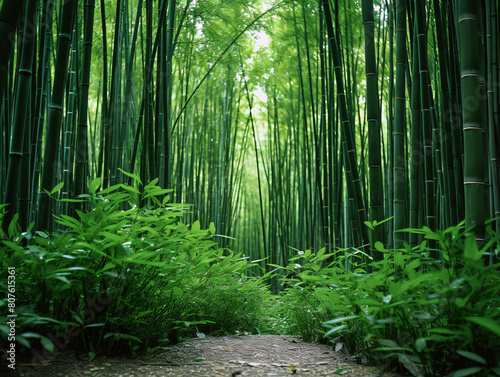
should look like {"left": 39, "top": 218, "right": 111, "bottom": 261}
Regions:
{"left": 264, "top": 248, "right": 341, "bottom": 341}
{"left": 273, "top": 224, "right": 500, "bottom": 376}
{"left": 0, "top": 178, "right": 271, "bottom": 360}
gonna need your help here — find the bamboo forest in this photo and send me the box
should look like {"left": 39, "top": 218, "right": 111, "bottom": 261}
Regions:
{"left": 1, "top": 0, "right": 500, "bottom": 376}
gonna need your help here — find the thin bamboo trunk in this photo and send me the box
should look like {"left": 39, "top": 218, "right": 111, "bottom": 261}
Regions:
{"left": 362, "top": 0, "right": 385, "bottom": 254}
{"left": 393, "top": 0, "right": 407, "bottom": 249}
{"left": 3, "top": 0, "right": 38, "bottom": 232}
{"left": 0, "top": 1, "right": 24, "bottom": 105}
{"left": 74, "top": 0, "right": 96, "bottom": 212}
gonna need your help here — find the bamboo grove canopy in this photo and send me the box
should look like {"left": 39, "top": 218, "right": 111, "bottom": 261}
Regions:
{"left": 0, "top": 0, "right": 499, "bottom": 266}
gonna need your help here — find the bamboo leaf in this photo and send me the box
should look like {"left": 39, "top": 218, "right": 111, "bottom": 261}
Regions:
{"left": 323, "top": 325, "right": 347, "bottom": 337}
{"left": 415, "top": 338, "right": 426, "bottom": 352}
{"left": 465, "top": 316, "right": 500, "bottom": 336}
{"left": 96, "top": 263, "right": 116, "bottom": 274}
{"left": 209, "top": 222, "right": 216, "bottom": 234}
{"left": 449, "top": 367, "right": 484, "bottom": 377}
{"left": 375, "top": 241, "right": 387, "bottom": 252}
{"left": 89, "top": 178, "right": 102, "bottom": 194}
{"left": 40, "top": 337, "right": 55, "bottom": 353}
{"left": 364, "top": 221, "right": 375, "bottom": 230}
{"left": 118, "top": 168, "right": 143, "bottom": 185}
{"left": 322, "top": 316, "right": 358, "bottom": 325}
{"left": 456, "top": 350, "right": 487, "bottom": 365}
{"left": 191, "top": 220, "right": 201, "bottom": 231}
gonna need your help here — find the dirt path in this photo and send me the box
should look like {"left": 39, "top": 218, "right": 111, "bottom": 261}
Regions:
{"left": 13, "top": 335, "right": 406, "bottom": 377}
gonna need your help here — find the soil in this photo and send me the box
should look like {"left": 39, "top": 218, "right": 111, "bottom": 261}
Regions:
{"left": 7, "top": 335, "right": 408, "bottom": 377}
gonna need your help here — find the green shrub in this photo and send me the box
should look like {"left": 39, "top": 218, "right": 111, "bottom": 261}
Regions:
{"left": 277, "top": 223, "right": 500, "bottom": 376}
{"left": 0, "top": 173, "right": 270, "bottom": 366}
{"left": 265, "top": 248, "right": 344, "bottom": 341}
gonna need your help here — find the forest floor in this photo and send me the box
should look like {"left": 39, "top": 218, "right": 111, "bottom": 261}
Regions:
{"left": 11, "top": 335, "right": 407, "bottom": 377}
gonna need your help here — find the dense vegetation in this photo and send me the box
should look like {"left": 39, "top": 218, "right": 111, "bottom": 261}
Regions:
{"left": 1, "top": 0, "right": 499, "bottom": 376}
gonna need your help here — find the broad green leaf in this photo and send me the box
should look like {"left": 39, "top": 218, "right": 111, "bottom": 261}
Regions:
{"left": 123, "top": 259, "right": 166, "bottom": 268}
{"left": 89, "top": 177, "right": 102, "bottom": 194}
{"left": 103, "top": 333, "right": 142, "bottom": 342}
{"left": 22, "top": 316, "right": 64, "bottom": 325}
{"left": 450, "top": 278, "right": 465, "bottom": 288}
{"left": 378, "top": 339, "right": 399, "bottom": 347}
{"left": 394, "top": 252, "right": 405, "bottom": 268}
{"left": 53, "top": 267, "right": 89, "bottom": 273}
{"left": 40, "top": 336, "right": 55, "bottom": 353}
{"left": 142, "top": 188, "right": 173, "bottom": 200}
{"left": 53, "top": 275, "right": 71, "bottom": 284}
{"left": 72, "top": 313, "right": 84, "bottom": 325}
{"left": 3, "top": 240, "right": 23, "bottom": 253}
{"left": 84, "top": 323, "right": 106, "bottom": 328}
{"left": 376, "top": 318, "right": 394, "bottom": 324}
{"left": 166, "top": 203, "right": 192, "bottom": 208}
{"left": 19, "top": 332, "right": 43, "bottom": 338}
{"left": 96, "top": 262, "right": 116, "bottom": 274}
{"left": 323, "top": 325, "right": 347, "bottom": 337}
{"left": 427, "top": 328, "right": 461, "bottom": 336}
{"left": 415, "top": 338, "right": 426, "bottom": 352}
{"left": 20, "top": 331, "right": 55, "bottom": 352}
{"left": 373, "top": 346, "right": 413, "bottom": 352}
{"left": 406, "top": 259, "right": 420, "bottom": 271}
{"left": 364, "top": 221, "right": 375, "bottom": 230}
{"left": 117, "top": 168, "right": 142, "bottom": 185}
{"left": 8, "top": 214, "right": 19, "bottom": 238}
{"left": 316, "top": 247, "right": 326, "bottom": 260}
{"left": 118, "top": 183, "right": 141, "bottom": 194}
{"left": 456, "top": 350, "right": 487, "bottom": 365}
{"left": 354, "top": 298, "right": 382, "bottom": 306}
{"left": 50, "top": 182, "right": 64, "bottom": 195}
{"left": 267, "top": 264, "right": 283, "bottom": 268}
{"left": 98, "top": 231, "right": 127, "bottom": 243}
{"left": 412, "top": 312, "right": 432, "bottom": 320}
{"left": 450, "top": 367, "right": 484, "bottom": 377}
{"left": 144, "top": 178, "right": 159, "bottom": 189}
{"left": 58, "top": 214, "right": 81, "bottom": 228}
{"left": 98, "top": 184, "right": 122, "bottom": 195}
{"left": 322, "top": 315, "right": 358, "bottom": 325}
{"left": 15, "top": 335, "right": 31, "bottom": 349}
{"left": 464, "top": 236, "right": 481, "bottom": 262}
{"left": 397, "top": 354, "right": 423, "bottom": 377}
{"left": 191, "top": 220, "right": 201, "bottom": 231}
{"left": 465, "top": 316, "right": 500, "bottom": 336}
{"left": 377, "top": 216, "right": 394, "bottom": 225}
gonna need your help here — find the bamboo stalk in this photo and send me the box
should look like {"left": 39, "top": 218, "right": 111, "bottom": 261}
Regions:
{"left": 457, "top": 0, "right": 488, "bottom": 239}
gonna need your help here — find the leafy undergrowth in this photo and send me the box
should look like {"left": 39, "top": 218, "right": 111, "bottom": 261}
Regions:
{"left": 0, "top": 173, "right": 271, "bottom": 366}
{"left": 266, "top": 223, "right": 500, "bottom": 377}
{"left": 2, "top": 174, "right": 500, "bottom": 377}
